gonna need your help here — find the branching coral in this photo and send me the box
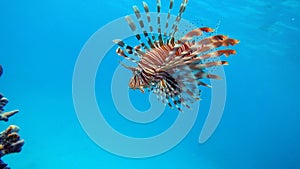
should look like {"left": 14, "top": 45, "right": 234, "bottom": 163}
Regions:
{"left": 0, "top": 65, "right": 24, "bottom": 169}
{"left": 0, "top": 95, "right": 19, "bottom": 122}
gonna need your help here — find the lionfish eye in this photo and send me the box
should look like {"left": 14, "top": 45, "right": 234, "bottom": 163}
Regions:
{"left": 134, "top": 69, "right": 142, "bottom": 75}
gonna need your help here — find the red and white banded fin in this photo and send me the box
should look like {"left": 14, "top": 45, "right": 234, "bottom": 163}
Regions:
{"left": 152, "top": 84, "right": 164, "bottom": 103}
{"left": 142, "top": 2, "right": 153, "bottom": 33}
{"left": 198, "top": 81, "right": 212, "bottom": 88}
{"left": 113, "top": 39, "right": 144, "bottom": 58}
{"left": 166, "top": 82, "right": 183, "bottom": 112}
{"left": 180, "top": 27, "right": 214, "bottom": 43}
{"left": 116, "top": 47, "right": 139, "bottom": 64}
{"left": 125, "top": 16, "right": 150, "bottom": 51}
{"left": 169, "top": 0, "right": 189, "bottom": 40}
{"left": 163, "top": 0, "right": 174, "bottom": 37}
{"left": 133, "top": 6, "right": 156, "bottom": 49}
{"left": 196, "top": 34, "right": 228, "bottom": 46}
{"left": 170, "top": 65, "right": 200, "bottom": 106}
{"left": 188, "top": 36, "right": 239, "bottom": 57}
{"left": 198, "top": 49, "right": 236, "bottom": 59}
{"left": 156, "top": 0, "right": 164, "bottom": 46}
{"left": 182, "top": 49, "right": 237, "bottom": 65}
{"left": 169, "top": 27, "right": 214, "bottom": 57}
{"left": 190, "top": 61, "right": 228, "bottom": 69}
{"left": 157, "top": 80, "right": 174, "bottom": 109}
{"left": 195, "top": 72, "right": 222, "bottom": 80}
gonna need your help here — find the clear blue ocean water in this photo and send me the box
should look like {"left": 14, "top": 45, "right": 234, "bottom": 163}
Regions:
{"left": 0, "top": 0, "right": 300, "bottom": 168}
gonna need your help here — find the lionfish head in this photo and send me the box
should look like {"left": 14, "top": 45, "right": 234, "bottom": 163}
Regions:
{"left": 129, "top": 70, "right": 146, "bottom": 93}
{"left": 129, "top": 75, "right": 137, "bottom": 89}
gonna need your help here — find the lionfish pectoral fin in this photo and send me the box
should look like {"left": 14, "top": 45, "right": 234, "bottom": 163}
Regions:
{"left": 115, "top": 47, "right": 140, "bottom": 64}
{"left": 198, "top": 81, "right": 212, "bottom": 88}
{"left": 114, "top": 39, "right": 144, "bottom": 58}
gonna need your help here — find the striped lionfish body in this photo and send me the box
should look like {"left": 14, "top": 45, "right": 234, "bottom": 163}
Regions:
{"left": 114, "top": 0, "right": 239, "bottom": 112}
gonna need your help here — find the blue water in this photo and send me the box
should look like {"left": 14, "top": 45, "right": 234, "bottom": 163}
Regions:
{"left": 1, "top": 0, "right": 300, "bottom": 168}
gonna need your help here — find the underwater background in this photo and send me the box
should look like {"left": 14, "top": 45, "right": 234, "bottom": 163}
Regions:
{"left": 0, "top": 0, "right": 300, "bottom": 168}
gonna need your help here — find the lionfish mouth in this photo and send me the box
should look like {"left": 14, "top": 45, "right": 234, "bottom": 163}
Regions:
{"left": 113, "top": 0, "right": 239, "bottom": 112}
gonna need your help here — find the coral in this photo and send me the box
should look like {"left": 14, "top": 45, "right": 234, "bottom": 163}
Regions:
{"left": 0, "top": 125, "right": 24, "bottom": 157}
{"left": 0, "top": 95, "right": 19, "bottom": 122}
{"left": 0, "top": 65, "right": 24, "bottom": 169}
{"left": 0, "top": 159, "right": 9, "bottom": 169}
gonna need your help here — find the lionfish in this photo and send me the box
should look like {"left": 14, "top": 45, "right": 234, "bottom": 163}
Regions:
{"left": 113, "top": 0, "right": 239, "bottom": 112}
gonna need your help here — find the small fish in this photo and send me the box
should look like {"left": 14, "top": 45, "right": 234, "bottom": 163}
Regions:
{"left": 114, "top": 0, "right": 239, "bottom": 111}
{"left": 0, "top": 65, "right": 3, "bottom": 77}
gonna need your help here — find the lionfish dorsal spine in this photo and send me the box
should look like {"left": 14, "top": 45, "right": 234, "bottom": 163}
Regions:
{"left": 142, "top": 2, "right": 156, "bottom": 42}
{"left": 115, "top": 47, "right": 138, "bottom": 63}
{"left": 125, "top": 16, "right": 149, "bottom": 52}
{"left": 167, "top": 28, "right": 214, "bottom": 59}
{"left": 132, "top": 6, "right": 157, "bottom": 49}
{"left": 168, "top": 0, "right": 188, "bottom": 42}
{"left": 156, "top": 0, "right": 164, "bottom": 46}
{"left": 163, "top": 0, "right": 174, "bottom": 37}
{"left": 113, "top": 39, "right": 143, "bottom": 58}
